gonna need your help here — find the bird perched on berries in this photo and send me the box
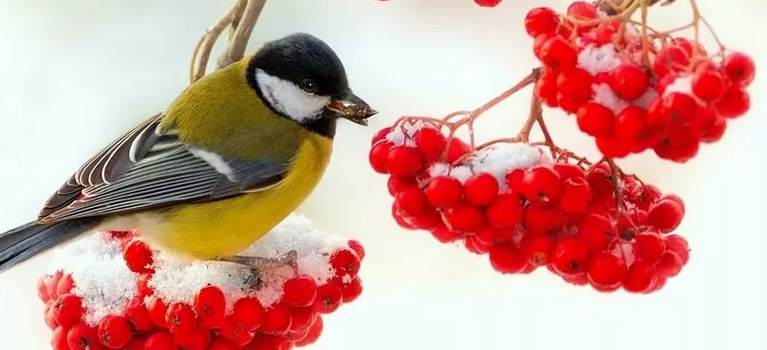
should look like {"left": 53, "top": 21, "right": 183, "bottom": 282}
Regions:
{"left": 0, "top": 32, "right": 376, "bottom": 273}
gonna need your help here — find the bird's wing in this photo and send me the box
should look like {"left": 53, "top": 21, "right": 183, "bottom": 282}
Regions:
{"left": 38, "top": 113, "right": 297, "bottom": 223}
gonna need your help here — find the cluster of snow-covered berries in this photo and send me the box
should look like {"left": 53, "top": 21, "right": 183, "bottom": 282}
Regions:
{"left": 527, "top": 2, "right": 755, "bottom": 162}
{"left": 38, "top": 214, "right": 364, "bottom": 350}
{"left": 369, "top": 122, "right": 690, "bottom": 293}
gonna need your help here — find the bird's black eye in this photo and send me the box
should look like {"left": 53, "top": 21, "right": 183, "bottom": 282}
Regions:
{"left": 299, "top": 79, "right": 318, "bottom": 93}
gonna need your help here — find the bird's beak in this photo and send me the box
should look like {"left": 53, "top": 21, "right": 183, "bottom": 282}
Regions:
{"left": 326, "top": 91, "right": 377, "bottom": 126}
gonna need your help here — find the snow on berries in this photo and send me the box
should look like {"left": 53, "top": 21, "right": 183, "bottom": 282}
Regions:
{"left": 525, "top": 1, "right": 755, "bottom": 163}
{"left": 37, "top": 214, "right": 365, "bottom": 350}
{"left": 369, "top": 120, "right": 691, "bottom": 293}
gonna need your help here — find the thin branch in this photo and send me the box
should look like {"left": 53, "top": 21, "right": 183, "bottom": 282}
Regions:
{"left": 216, "top": 0, "right": 268, "bottom": 70}
{"left": 190, "top": 0, "right": 248, "bottom": 83}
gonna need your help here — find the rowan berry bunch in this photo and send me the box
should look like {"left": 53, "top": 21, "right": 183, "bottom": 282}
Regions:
{"left": 366, "top": 0, "right": 717, "bottom": 295}
{"left": 39, "top": 214, "right": 364, "bottom": 350}
{"left": 527, "top": 0, "right": 755, "bottom": 162}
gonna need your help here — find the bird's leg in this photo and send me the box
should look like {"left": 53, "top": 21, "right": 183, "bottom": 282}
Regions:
{"left": 220, "top": 250, "right": 299, "bottom": 289}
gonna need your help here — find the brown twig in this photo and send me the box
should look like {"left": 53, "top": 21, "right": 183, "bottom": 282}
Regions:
{"left": 189, "top": 0, "right": 267, "bottom": 83}
{"left": 606, "top": 158, "right": 624, "bottom": 213}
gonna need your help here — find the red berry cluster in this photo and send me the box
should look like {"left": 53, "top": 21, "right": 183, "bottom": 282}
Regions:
{"left": 370, "top": 123, "right": 690, "bottom": 293}
{"left": 41, "top": 233, "right": 365, "bottom": 350}
{"left": 376, "top": 0, "right": 504, "bottom": 8}
{"left": 526, "top": 2, "right": 755, "bottom": 163}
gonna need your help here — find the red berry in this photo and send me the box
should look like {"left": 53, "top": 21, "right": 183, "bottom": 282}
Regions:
{"left": 716, "top": 86, "right": 750, "bottom": 118}
{"left": 289, "top": 307, "right": 317, "bottom": 333}
{"left": 370, "top": 127, "right": 392, "bottom": 145}
{"left": 551, "top": 238, "right": 590, "bottom": 276}
{"left": 536, "top": 71, "right": 560, "bottom": 107}
{"left": 540, "top": 36, "right": 578, "bottom": 72}
{"left": 660, "top": 193, "right": 685, "bottom": 214}
{"left": 524, "top": 206, "right": 565, "bottom": 233}
{"left": 525, "top": 235, "right": 555, "bottom": 266}
{"left": 673, "top": 38, "right": 707, "bottom": 59}
{"left": 166, "top": 302, "right": 197, "bottom": 336}
{"left": 489, "top": 243, "right": 528, "bottom": 274}
{"left": 577, "top": 214, "right": 614, "bottom": 252}
{"left": 557, "top": 68, "right": 594, "bottom": 111}
{"left": 722, "top": 52, "right": 755, "bottom": 87}
{"left": 485, "top": 194, "right": 524, "bottom": 228}
{"left": 146, "top": 296, "right": 169, "bottom": 329}
{"left": 53, "top": 294, "right": 84, "bottom": 328}
{"left": 464, "top": 235, "right": 491, "bottom": 255}
{"left": 48, "top": 270, "right": 64, "bottom": 300}
{"left": 623, "top": 261, "right": 658, "bottom": 293}
{"left": 342, "top": 277, "right": 363, "bottom": 303}
{"left": 695, "top": 107, "right": 727, "bottom": 143}
{"left": 596, "top": 136, "right": 631, "bottom": 158}
{"left": 313, "top": 282, "right": 343, "bottom": 314}
{"left": 524, "top": 7, "right": 560, "bottom": 38}
{"left": 505, "top": 169, "right": 526, "bottom": 192}
{"left": 653, "top": 127, "right": 700, "bottom": 163}
{"left": 330, "top": 249, "right": 361, "bottom": 277}
{"left": 444, "top": 204, "right": 485, "bottom": 232}
{"left": 664, "top": 234, "right": 690, "bottom": 265}
{"left": 295, "top": 315, "right": 323, "bottom": 347}
{"left": 261, "top": 303, "right": 292, "bottom": 335}
{"left": 656, "top": 251, "right": 684, "bottom": 278}
{"left": 411, "top": 206, "right": 444, "bottom": 231}
{"left": 145, "top": 331, "right": 177, "bottom": 350}
{"left": 369, "top": 140, "right": 393, "bottom": 174}
{"left": 98, "top": 316, "right": 132, "bottom": 349}
{"left": 413, "top": 127, "right": 447, "bottom": 163}
{"left": 194, "top": 285, "right": 226, "bottom": 329}
{"left": 576, "top": 102, "right": 614, "bottom": 137}
{"left": 567, "top": 2, "right": 598, "bottom": 23}
{"left": 208, "top": 339, "right": 235, "bottom": 350}
{"left": 430, "top": 226, "right": 463, "bottom": 243}
{"left": 647, "top": 199, "right": 684, "bottom": 233}
{"left": 394, "top": 188, "right": 429, "bottom": 215}
{"left": 692, "top": 66, "right": 726, "bottom": 100}
{"left": 587, "top": 252, "right": 627, "bottom": 287}
{"left": 232, "top": 297, "right": 265, "bottom": 331}
{"left": 586, "top": 168, "right": 613, "bottom": 205}
{"left": 38, "top": 274, "right": 52, "bottom": 303}
{"left": 282, "top": 276, "right": 318, "bottom": 308}
{"left": 52, "top": 326, "right": 71, "bottom": 350}
{"left": 629, "top": 184, "right": 661, "bottom": 211}
{"left": 521, "top": 167, "right": 563, "bottom": 207}
{"left": 614, "top": 106, "right": 652, "bottom": 149}
{"left": 137, "top": 272, "right": 153, "bottom": 297}
{"left": 464, "top": 173, "right": 499, "bottom": 206}
{"left": 475, "top": 225, "right": 512, "bottom": 245}
{"left": 57, "top": 274, "right": 75, "bottom": 297}
{"left": 123, "top": 240, "right": 154, "bottom": 273}
{"left": 648, "top": 93, "right": 698, "bottom": 128}
{"left": 634, "top": 231, "right": 666, "bottom": 264}
{"left": 67, "top": 322, "right": 101, "bottom": 350}
{"left": 553, "top": 163, "right": 586, "bottom": 182}
{"left": 426, "top": 176, "right": 464, "bottom": 208}
{"left": 174, "top": 328, "right": 211, "bottom": 350}
{"left": 46, "top": 301, "right": 60, "bottom": 330}
{"left": 220, "top": 317, "right": 254, "bottom": 346}
{"left": 391, "top": 202, "right": 417, "bottom": 230}
{"left": 386, "top": 145, "right": 423, "bottom": 177}
{"left": 387, "top": 176, "right": 417, "bottom": 196}
{"left": 609, "top": 64, "right": 649, "bottom": 100}
{"left": 595, "top": 21, "right": 621, "bottom": 44}
{"left": 125, "top": 296, "right": 154, "bottom": 332}
{"left": 347, "top": 240, "right": 365, "bottom": 260}
{"left": 446, "top": 138, "right": 471, "bottom": 163}
{"left": 653, "top": 45, "right": 690, "bottom": 78}
{"left": 475, "top": 0, "right": 502, "bottom": 7}
{"left": 559, "top": 177, "right": 592, "bottom": 214}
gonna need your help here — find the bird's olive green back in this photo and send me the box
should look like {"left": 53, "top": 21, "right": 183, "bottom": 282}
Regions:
{"left": 159, "top": 58, "right": 304, "bottom": 162}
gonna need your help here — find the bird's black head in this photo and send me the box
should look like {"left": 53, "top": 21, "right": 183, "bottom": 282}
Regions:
{"left": 247, "top": 33, "right": 376, "bottom": 132}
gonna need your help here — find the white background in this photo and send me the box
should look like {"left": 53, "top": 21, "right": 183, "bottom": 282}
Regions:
{"left": 1, "top": 0, "right": 766, "bottom": 349}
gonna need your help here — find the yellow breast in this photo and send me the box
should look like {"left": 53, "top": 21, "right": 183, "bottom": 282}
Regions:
{"left": 138, "top": 133, "right": 333, "bottom": 260}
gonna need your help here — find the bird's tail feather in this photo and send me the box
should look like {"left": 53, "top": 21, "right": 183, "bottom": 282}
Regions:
{"left": 0, "top": 218, "right": 102, "bottom": 273}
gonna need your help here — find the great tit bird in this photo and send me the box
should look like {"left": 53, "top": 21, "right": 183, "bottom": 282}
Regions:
{"left": 0, "top": 32, "right": 376, "bottom": 273}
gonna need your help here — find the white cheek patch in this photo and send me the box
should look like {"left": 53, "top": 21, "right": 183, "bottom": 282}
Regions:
{"left": 255, "top": 69, "right": 331, "bottom": 123}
